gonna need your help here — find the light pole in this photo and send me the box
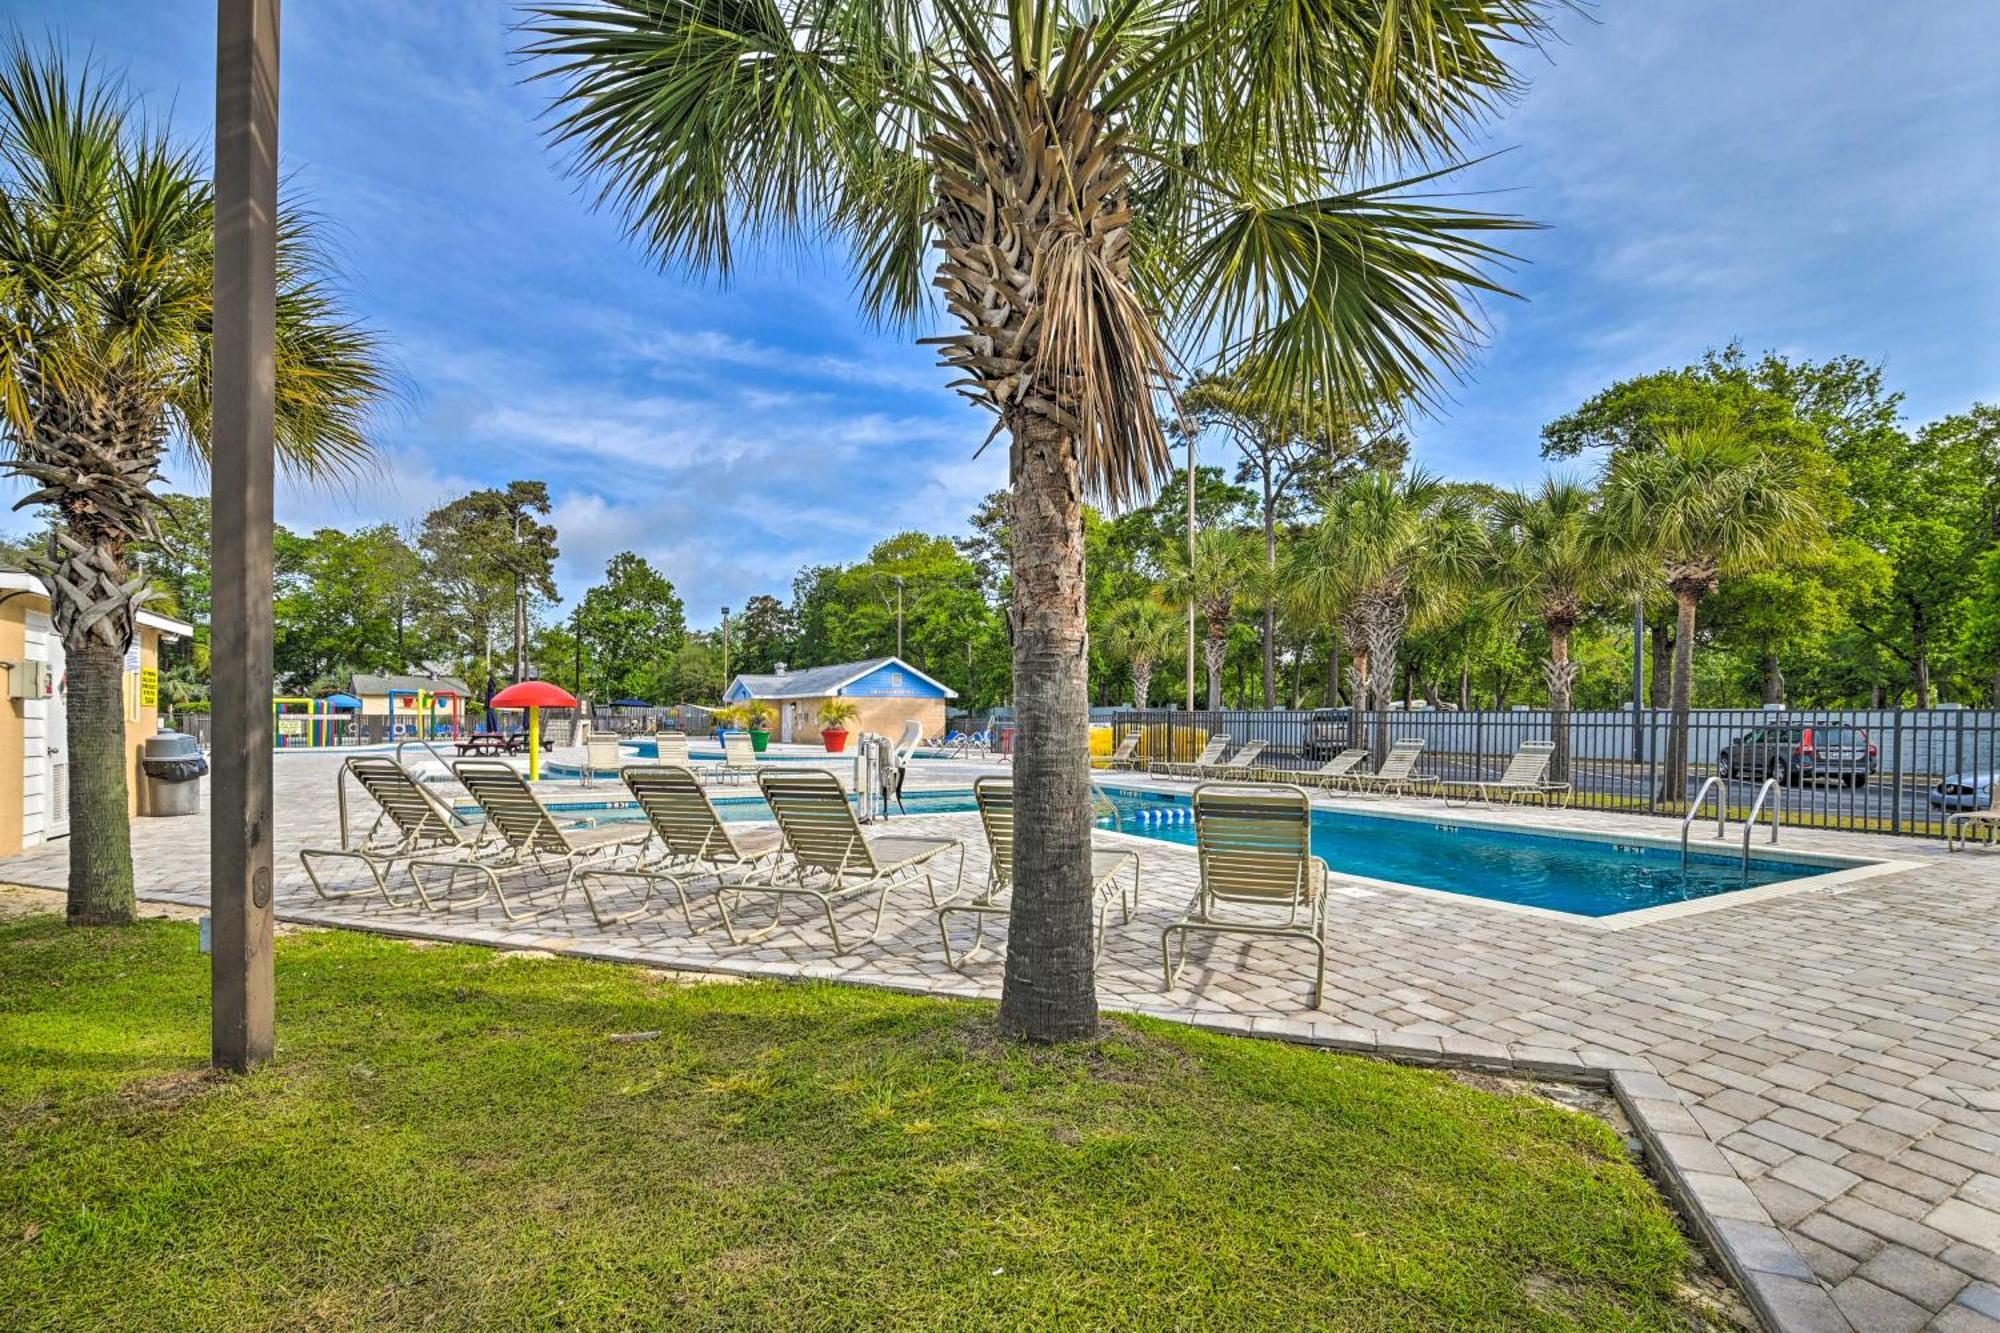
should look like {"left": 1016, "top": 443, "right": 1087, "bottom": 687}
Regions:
{"left": 894, "top": 574, "right": 905, "bottom": 659}
{"left": 1632, "top": 598, "right": 1646, "bottom": 761}
{"left": 210, "top": 0, "right": 280, "bottom": 1072}
{"left": 1185, "top": 424, "right": 1197, "bottom": 712}
{"left": 719, "top": 605, "right": 731, "bottom": 694}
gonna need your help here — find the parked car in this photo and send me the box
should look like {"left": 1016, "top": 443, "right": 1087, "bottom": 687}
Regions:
{"left": 1302, "top": 708, "right": 1354, "bottom": 761}
{"left": 1929, "top": 772, "right": 1996, "bottom": 811}
{"left": 1716, "top": 724, "right": 1878, "bottom": 787}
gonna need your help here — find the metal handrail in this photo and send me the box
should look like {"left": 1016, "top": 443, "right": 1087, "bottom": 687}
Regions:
{"left": 1742, "top": 778, "right": 1782, "bottom": 877}
{"left": 1681, "top": 775, "right": 1728, "bottom": 868}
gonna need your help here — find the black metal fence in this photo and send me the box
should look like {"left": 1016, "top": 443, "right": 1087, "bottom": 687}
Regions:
{"left": 1109, "top": 705, "right": 2000, "bottom": 840}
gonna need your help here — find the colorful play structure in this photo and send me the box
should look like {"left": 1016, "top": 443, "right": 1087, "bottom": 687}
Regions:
{"left": 272, "top": 685, "right": 465, "bottom": 747}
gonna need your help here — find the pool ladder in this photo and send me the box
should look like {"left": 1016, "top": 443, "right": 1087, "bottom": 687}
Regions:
{"left": 1681, "top": 775, "right": 1782, "bottom": 878}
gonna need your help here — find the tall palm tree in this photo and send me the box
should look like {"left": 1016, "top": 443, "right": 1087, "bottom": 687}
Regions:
{"left": 1162, "top": 527, "right": 1258, "bottom": 708}
{"left": 1486, "top": 476, "right": 1616, "bottom": 782}
{"left": 1099, "top": 593, "right": 1178, "bottom": 708}
{"left": 1292, "top": 469, "right": 1483, "bottom": 760}
{"left": 0, "top": 48, "right": 391, "bottom": 924}
{"left": 525, "top": 0, "right": 1551, "bottom": 1041}
{"left": 1597, "top": 429, "right": 1820, "bottom": 803}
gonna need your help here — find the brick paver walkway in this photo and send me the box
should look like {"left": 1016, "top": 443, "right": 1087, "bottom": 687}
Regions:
{"left": 5, "top": 747, "right": 1995, "bottom": 1331}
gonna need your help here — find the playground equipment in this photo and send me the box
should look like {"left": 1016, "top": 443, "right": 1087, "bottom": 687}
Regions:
{"left": 385, "top": 685, "right": 463, "bottom": 740}
{"left": 272, "top": 692, "right": 362, "bottom": 747}
{"left": 489, "top": 679, "right": 577, "bottom": 781}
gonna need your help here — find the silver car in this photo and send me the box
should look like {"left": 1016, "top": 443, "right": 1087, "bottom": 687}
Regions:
{"left": 1930, "top": 772, "right": 1996, "bottom": 812}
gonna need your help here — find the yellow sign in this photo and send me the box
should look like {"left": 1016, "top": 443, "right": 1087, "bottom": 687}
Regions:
{"left": 140, "top": 666, "right": 159, "bottom": 708}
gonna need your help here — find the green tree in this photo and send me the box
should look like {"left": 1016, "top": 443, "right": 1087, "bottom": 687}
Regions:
{"left": 273, "top": 525, "right": 426, "bottom": 690}
{"left": 732, "top": 594, "right": 795, "bottom": 674}
{"left": 1098, "top": 594, "right": 1178, "bottom": 709}
{"left": 526, "top": 0, "right": 1550, "bottom": 1041}
{"left": 576, "top": 551, "right": 687, "bottom": 701}
{"left": 1161, "top": 527, "right": 1258, "bottom": 709}
{"left": 0, "top": 49, "right": 390, "bottom": 924}
{"left": 1180, "top": 372, "right": 1406, "bottom": 704}
{"left": 1291, "top": 470, "right": 1484, "bottom": 760}
{"left": 1486, "top": 477, "right": 1618, "bottom": 781}
{"left": 419, "top": 483, "right": 560, "bottom": 683}
{"left": 1597, "top": 429, "right": 1822, "bottom": 801}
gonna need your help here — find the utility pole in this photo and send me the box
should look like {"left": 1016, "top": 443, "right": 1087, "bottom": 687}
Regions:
{"left": 572, "top": 604, "right": 583, "bottom": 695}
{"left": 1185, "top": 425, "right": 1197, "bottom": 711}
{"left": 1632, "top": 599, "right": 1646, "bottom": 761}
{"left": 894, "top": 575, "right": 905, "bottom": 659}
{"left": 210, "top": 0, "right": 279, "bottom": 1072}
{"left": 511, "top": 510, "right": 526, "bottom": 681}
{"left": 719, "top": 605, "right": 731, "bottom": 695}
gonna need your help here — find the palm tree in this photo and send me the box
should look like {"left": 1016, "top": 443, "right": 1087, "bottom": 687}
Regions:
{"left": 1597, "top": 429, "right": 1821, "bottom": 803}
{"left": 1162, "top": 528, "right": 1258, "bottom": 709}
{"left": 1292, "top": 469, "right": 1483, "bottom": 761}
{"left": 525, "top": 0, "right": 1551, "bottom": 1040}
{"left": 1486, "top": 476, "right": 1616, "bottom": 782}
{"left": 1099, "top": 594, "right": 1179, "bottom": 709}
{"left": 0, "top": 48, "right": 390, "bottom": 924}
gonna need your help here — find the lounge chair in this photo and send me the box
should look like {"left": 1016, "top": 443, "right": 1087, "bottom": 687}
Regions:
{"left": 573, "top": 766, "right": 785, "bottom": 930}
{"left": 1100, "top": 731, "right": 1141, "bottom": 770}
{"left": 1259, "top": 748, "right": 1370, "bottom": 790}
{"left": 1153, "top": 734, "right": 1228, "bottom": 779}
{"left": 581, "top": 733, "right": 624, "bottom": 787}
{"left": 653, "top": 731, "right": 697, "bottom": 769}
{"left": 1946, "top": 781, "right": 2000, "bottom": 851}
{"left": 301, "top": 756, "right": 490, "bottom": 907}
{"left": 726, "top": 768, "right": 961, "bottom": 953}
{"left": 1344, "top": 738, "right": 1442, "bottom": 798}
{"left": 1163, "top": 783, "right": 1331, "bottom": 1008}
{"left": 1208, "top": 737, "right": 1267, "bottom": 776}
{"left": 712, "top": 731, "right": 761, "bottom": 784}
{"left": 1442, "top": 741, "right": 1571, "bottom": 807}
{"left": 939, "top": 776, "right": 1140, "bottom": 968}
{"left": 410, "top": 758, "right": 653, "bottom": 921}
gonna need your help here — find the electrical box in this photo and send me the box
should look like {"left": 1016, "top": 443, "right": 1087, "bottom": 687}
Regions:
{"left": 10, "top": 659, "right": 50, "bottom": 701}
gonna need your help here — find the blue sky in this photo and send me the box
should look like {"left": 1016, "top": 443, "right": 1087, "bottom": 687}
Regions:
{"left": 11, "top": 1, "right": 1998, "bottom": 626}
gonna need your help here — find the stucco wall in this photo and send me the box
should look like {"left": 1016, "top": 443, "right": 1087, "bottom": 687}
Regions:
{"left": 0, "top": 601, "right": 27, "bottom": 856}
{"left": 772, "top": 695, "right": 944, "bottom": 746}
{"left": 123, "top": 629, "right": 163, "bottom": 817}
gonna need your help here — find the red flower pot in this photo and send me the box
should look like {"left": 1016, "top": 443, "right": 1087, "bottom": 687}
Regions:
{"left": 822, "top": 727, "right": 851, "bottom": 753}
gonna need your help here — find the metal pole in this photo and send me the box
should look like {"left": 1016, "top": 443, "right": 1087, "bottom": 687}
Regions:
{"left": 210, "top": 0, "right": 279, "bottom": 1072}
{"left": 719, "top": 606, "right": 730, "bottom": 693}
{"left": 1632, "top": 600, "right": 1645, "bottom": 762}
{"left": 1185, "top": 428, "right": 1196, "bottom": 711}
{"left": 894, "top": 575, "right": 904, "bottom": 659}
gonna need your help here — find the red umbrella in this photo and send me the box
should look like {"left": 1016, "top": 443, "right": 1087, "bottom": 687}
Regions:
{"left": 489, "top": 681, "right": 578, "bottom": 779}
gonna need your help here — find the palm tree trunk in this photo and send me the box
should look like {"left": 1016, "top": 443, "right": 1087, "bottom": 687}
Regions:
{"left": 1760, "top": 651, "right": 1785, "bottom": 706}
{"left": 1131, "top": 657, "right": 1153, "bottom": 710}
{"left": 1260, "top": 472, "right": 1277, "bottom": 707}
{"left": 1544, "top": 626, "right": 1577, "bottom": 785}
{"left": 998, "top": 416, "right": 1097, "bottom": 1043}
{"left": 1662, "top": 590, "right": 1700, "bottom": 804}
{"left": 1648, "top": 621, "right": 1672, "bottom": 708}
{"left": 1346, "top": 649, "right": 1370, "bottom": 750}
{"left": 66, "top": 638, "right": 137, "bottom": 924}
{"left": 1204, "top": 623, "right": 1226, "bottom": 710}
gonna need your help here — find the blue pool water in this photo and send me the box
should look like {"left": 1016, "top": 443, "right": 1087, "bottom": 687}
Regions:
{"left": 1097, "top": 788, "right": 1838, "bottom": 917}
{"left": 532, "top": 781, "right": 1844, "bottom": 918}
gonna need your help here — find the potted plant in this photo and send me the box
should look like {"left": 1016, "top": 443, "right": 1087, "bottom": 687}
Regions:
{"left": 710, "top": 703, "right": 744, "bottom": 740}
{"left": 742, "top": 702, "right": 773, "bottom": 752}
{"left": 818, "top": 698, "right": 860, "bottom": 753}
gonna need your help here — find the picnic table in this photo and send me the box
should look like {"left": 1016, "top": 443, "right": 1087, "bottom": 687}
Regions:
{"left": 453, "top": 731, "right": 554, "bottom": 757}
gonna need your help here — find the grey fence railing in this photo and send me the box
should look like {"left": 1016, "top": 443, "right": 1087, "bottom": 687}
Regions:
{"left": 1108, "top": 705, "right": 1999, "bottom": 839}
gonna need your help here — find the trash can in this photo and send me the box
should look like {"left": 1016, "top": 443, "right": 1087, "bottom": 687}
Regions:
{"left": 141, "top": 731, "right": 207, "bottom": 816}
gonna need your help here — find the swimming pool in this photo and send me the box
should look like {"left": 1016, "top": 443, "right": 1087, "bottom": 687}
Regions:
{"left": 520, "top": 780, "right": 1858, "bottom": 919}
{"left": 1096, "top": 787, "right": 1848, "bottom": 917}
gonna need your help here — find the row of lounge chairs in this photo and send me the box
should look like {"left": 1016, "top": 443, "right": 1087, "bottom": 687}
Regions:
{"left": 1118, "top": 733, "right": 1572, "bottom": 806}
{"left": 579, "top": 731, "right": 764, "bottom": 788}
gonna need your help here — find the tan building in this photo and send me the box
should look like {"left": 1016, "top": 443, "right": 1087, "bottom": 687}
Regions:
{"left": 0, "top": 570, "right": 191, "bottom": 857}
{"left": 723, "top": 657, "right": 955, "bottom": 745}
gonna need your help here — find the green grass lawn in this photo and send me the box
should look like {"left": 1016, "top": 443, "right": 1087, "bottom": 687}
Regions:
{"left": 0, "top": 916, "right": 1726, "bottom": 1330}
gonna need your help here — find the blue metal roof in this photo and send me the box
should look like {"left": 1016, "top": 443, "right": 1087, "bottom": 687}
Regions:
{"left": 724, "top": 656, "right": 956, "bottom": 702}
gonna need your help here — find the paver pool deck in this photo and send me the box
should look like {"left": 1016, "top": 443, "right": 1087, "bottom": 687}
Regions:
{"left": 5, "top": 744, "right": 1996, "bottom": 1332}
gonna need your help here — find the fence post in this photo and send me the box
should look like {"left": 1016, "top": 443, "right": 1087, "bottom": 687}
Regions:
{"left": 1645, "top": 707, "right": 1660, "bottom": 814}
{"left": 1890, "top": 706, "right": 1904, "bottom": 836}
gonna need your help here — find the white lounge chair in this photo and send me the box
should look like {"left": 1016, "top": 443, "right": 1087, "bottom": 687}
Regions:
{"left": 410, "top": 759, "right": 653, "bottom": 921}
{"left": 1257, "top": 748, "right": 1369, "bottom": 790}
{"left": 726, "top": 768, "right": 961, "bottom": 953}
{"left": 712, "top": 731, "right": 761, "bottom": 784}
{"left": 939, "top": 776, "right": 1139, "bottom": 968}
{"left": 1153, "top": 734, "right": 1228, "bottom": 779}
{"left": 1164, "top": 783, "right": 1331, "bottom": 1008}
{"left": 1946, "top": 781, "right": 2000, "bottom": 851}
{"left": 1442, "top": 741, "right": 1571, "bottom": 807}
{"left": 581, "top": 733, "right": 624, "bottom": 787}
{"left": 1344, "top": 738, "right": 1442, "bottom": 798}
{"left": 573, "top": 766, "right": 785, "bottom": 930}
{"left": 301, "top": 757, "right": 490, "bottom": 907}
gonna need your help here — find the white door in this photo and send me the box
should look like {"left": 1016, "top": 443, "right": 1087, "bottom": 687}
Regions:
{"left": 46, "top": 636, "right": 68, "bottom": 837}
{"left": 780, "top": 703, "right": 794, "bottom": 743}
{"left": 21, "top": 611, "right": 65, "bottom": 843}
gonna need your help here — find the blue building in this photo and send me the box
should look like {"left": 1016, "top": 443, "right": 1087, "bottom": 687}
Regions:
{"left": 723, "top": 657, "right": 956, "bottom": 744}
